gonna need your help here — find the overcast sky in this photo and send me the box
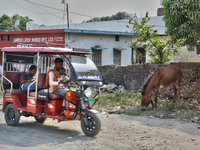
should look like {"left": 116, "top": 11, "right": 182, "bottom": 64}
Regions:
{"left": 0, "top": 0, "right": 162, "bottom": 26}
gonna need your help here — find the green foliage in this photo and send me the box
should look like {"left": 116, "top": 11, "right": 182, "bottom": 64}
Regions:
{"left": 84, "top": 11, "right": 132, "bottom": 23}
{"left": 122, "top": 99, "right": 200, "bottom": 121}
{"left": 94, "top": 91, "right": 200, "bottom": 121}
{"left": 0, "top": 14, "right": 15, "bottom": 31}
{"left": 129, "top": 16, "right": 181, "bottom": 64}
{"left": 94, "top": 91, "right": 141, "bottom": 107}
{"left": 0, "top": 13, "right": 33, "bottom": 31}
{"left": 0, "top": 14, "right": 11, "bottom": 23}
{"left": 39, "top": 24, "right": 45, "bottom": 27}
{"left": 157, "top": 100, "right": 187, "bottom": 111}
{"left": 162, "top": 0, "right": 200, "bottom": 50}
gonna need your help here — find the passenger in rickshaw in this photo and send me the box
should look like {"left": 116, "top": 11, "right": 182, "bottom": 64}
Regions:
{"left": 45, "top": 58, "right": 70, "bottom": 114}
{"left": 20, "top": 65, "right": 37, "bottom": 92}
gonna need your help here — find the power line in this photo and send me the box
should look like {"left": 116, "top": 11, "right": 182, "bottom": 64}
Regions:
{"left": 11, "top": 0, "right": 58, "bottom": 15}
{"left": 68, "top": 5, "right": 76, "bottom": 24}
{"left": 25, "top": 0, "right": 164, "bottom": 27}
{"left": 24, "top": 0, "right": 94, "bottom": 18}
{"left": 24, "top": 0, "right": 63, "bottom": 11}
{"left": 70, "top": 12, "right": 94, "bottom": 18}
{"left": 27, "top": 1, "right": 64, "bottom": 20}
{"left": 13, "top": 0, "right": 166, "bottom": 28}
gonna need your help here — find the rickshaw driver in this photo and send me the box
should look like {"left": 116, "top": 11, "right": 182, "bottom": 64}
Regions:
{"left": 45, "top": 58, "right": 70, "bottom": 114}
{"left": 20, "top": 65, "right": 37, "bottom": 92}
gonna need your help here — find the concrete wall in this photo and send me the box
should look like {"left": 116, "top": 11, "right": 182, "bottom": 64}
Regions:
{"left": 134, "top": 35, "right": 200, "bottom": 64}
{"left": 171, "top": 46, "right": 200, "bottom": 62}
{"left": 65, "top": 33, "right": 132, "bottom": 66}
{"left": 97, "top": 63, "right": 200, "bottom": 90}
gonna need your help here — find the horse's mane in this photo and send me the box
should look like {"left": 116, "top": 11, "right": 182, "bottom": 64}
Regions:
{"left": 141, "top": 71, "right": 155, "bottom": 94}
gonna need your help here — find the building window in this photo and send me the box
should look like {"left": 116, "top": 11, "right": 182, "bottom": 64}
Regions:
{"left": 136, "top": 47, "right": 146, "bottom": 64}
{"left": 113, "top": 50, "right": 121, "bottom": 65}
{"left": 197, "top": 45, "right": 200, "bottom": 54}
{"left": 8, "top": 35, "right": 12, "bottom": 41}
{"left": 92, "top": 49, "right": 102, "bottom": 66}
{"left": 1, "top": 35, "right": 6, "bottom": 41}
{"left": 115, "top": 35, "right": 119, "bottom": 41}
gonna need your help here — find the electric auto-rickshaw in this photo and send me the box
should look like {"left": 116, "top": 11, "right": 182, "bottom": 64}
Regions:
{"left": 1, "top": 42, "right": 102, "bottom": 137}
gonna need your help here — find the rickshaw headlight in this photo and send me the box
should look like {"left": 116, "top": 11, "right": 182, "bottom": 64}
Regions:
{"left": 84, "top": 87, "right": 93, "bottom": 98}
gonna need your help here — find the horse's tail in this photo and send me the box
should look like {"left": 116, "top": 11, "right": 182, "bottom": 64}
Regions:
{"left": 176, "top": 67, "right": 182, "bottom": 83}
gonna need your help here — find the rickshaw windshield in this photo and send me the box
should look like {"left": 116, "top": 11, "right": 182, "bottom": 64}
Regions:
{"left": 70, "top": 56, "right": 102, "bottom": 81}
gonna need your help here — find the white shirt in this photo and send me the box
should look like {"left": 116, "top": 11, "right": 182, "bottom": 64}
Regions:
{"left": 48, "top": 71, "right": 69, "bottom": 93}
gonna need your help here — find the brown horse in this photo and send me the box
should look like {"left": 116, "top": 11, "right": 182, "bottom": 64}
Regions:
{"left": 139, "top": 65, "right": 182, "bottom": 111}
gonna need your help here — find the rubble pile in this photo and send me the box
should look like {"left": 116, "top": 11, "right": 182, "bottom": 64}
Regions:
{"left": 100, "top": 83, "right": 126, "bottom": 93}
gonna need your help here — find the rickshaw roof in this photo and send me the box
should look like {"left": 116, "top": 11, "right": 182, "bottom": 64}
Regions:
{"left": 1, "top": 47, "right": 92, "bottom": 55}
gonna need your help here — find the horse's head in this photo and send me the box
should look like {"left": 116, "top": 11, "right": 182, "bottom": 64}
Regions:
{"left": 139, "top": 90, "right": 152, "bottom": 111}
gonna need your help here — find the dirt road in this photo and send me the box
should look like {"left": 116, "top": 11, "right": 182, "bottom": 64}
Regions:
{"left": 0, "top": 98, "right": 200, "bottom": 150}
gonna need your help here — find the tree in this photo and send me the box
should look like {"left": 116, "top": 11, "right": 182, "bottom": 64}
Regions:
{"left": 0, "top": 14, "right": 11, "bottom": 23}
{"left": 162, "top": 0, "right": 200, "bottom": 50}
{"left": 84, "top": 11, "right": 132, "bottom": 23}
{"left": 0, "top": 14, "right": 15, "bottom": 31}
{"left": 0, "top": 14, "right": 33, "bottom": 31}
{"left": 129, "top": 16, "right": 180, "bottom": 64}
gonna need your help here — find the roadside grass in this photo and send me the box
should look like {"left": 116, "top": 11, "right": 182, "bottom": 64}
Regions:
{"left": 94, "top": 90, "right": 141, "bottom": 107}
{"left": 94, "top": 91, "right": 200, "bottom": 122}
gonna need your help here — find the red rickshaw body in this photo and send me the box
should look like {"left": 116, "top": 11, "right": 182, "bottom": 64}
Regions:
{"left": 1, "top": 43, "right": 102, "bottom": 136}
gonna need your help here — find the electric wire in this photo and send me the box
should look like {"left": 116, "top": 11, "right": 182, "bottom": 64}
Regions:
{"left": 3, "top": 0, "right": 166, "bottom": 30}
{"left": 24, "top": 0, "right": 94, "bottom": 18}
{"left": 27, "top": 1, "right": 64, "bottom": 20}
{"left": 23, "top": 0, "right": 166, "bottom": 28}
{"left": 11, "top": 0, "right": 59, "bottom": 15}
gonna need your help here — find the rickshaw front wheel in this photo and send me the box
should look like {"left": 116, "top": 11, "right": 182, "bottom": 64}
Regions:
{"left": 34, "top": 116, "right": 47, "bottom": 123}
{"left": 81, "top": 112, "right": 101, "bottom": 137}
{"left": 4, "top": 104, "right": 20, "bottom": 126}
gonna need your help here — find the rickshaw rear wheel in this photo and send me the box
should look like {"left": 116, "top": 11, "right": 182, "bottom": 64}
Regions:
{"left": 34, "top": 116, "right": 47, "bottom": 123}
{"left": 4, "top": 104, "right": 20, "bottom": 126}
{"left": 81, "top": 113, "right": 101, "bottom": 137}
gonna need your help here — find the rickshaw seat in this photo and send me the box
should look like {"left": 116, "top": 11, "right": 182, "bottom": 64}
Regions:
{"left": 3, "top": 72, "right": 26, "bottom": 95}
{"left": 38, "top": 73, "right": 46, "bottom": 86}
{"left": 5, "top": 89, "right": 26, "bottom": 95}
{"left": 35, "top": 73, "right": 64, "bottom": 100}
{"left": 48, "top": 93, "right": 64, "bottom": 100}
{"left": 30, "top": 92, "right": 64, "bottom": 100}
{"left": 3, "top": 72, "right": 21, "bottom": 89}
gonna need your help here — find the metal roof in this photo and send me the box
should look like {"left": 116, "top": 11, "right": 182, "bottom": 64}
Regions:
{"left": 0, "top": 29, "right": 64, "bottom": 35}
{"left": 1, "top": 47, "right": 93, "bottom": 55}
{"left": 91, "top": 47, "right": 108, "bottom": 50}
{"left": 38, "top": 16, "right": 166, "bottom": 35}
{"left": 64, "top": 29, "right": 132, "bottom": 35}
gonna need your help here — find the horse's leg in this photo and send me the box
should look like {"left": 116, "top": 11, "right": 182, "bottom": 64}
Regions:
{"left": 154, "top": 89, "right": 159, "bottom": 110}
{"left": 177, "top": 81, "right": 181, "bottom": 103}
{"left": 171, "top": 84, "right": 177, "bottom": 103}
{"left": 151, "top": 100, "right": 154, "bottom": 110}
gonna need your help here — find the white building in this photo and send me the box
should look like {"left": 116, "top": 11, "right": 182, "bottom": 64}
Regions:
{"left": 28, "top": 16, "right": 165, "bottom": 66}
{"left": 28, "top": 15, "right": 200, "bottom": 65}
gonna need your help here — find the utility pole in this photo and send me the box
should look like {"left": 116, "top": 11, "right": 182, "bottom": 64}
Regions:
{"left": 62, "top": 3, "right": 65, "bottom": 24}
{"left": 66, "top": 3, "right": 69, "bottom": 29}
